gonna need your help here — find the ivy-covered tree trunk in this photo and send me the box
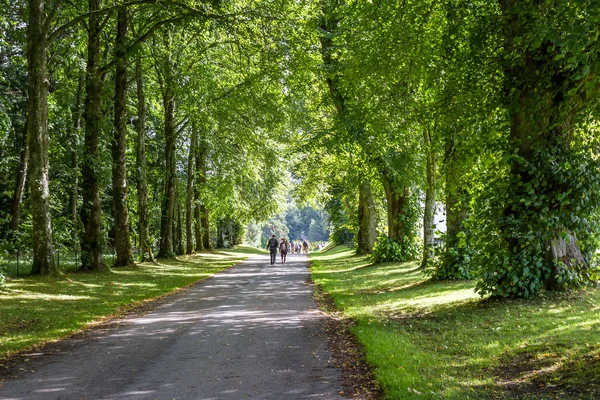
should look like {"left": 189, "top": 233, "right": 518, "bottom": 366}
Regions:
{"left": 26, "top": 0, "right": 56, "bottom": 275}
{"left": 80, "top": 0, "right": 106, "bottom": 271}
{"left": 356, "top": 180, "right": 376, "bottom": 254}
{"left": 157, "top": 60, "right": 176, "bottom": 258}
{"left": 503, "top": 98, "right": 586, "bottom": 290}
{"left": 135, "top": 54, "right": 153, "bottom": 262}
{"left": 111, "top": 6, "right": 133, "bottom": 267}
{"left": 421, "top": 129, "right": 437, "bottom": 269}
{"left": 186, "top": 125, "right": 197, "bottom": 254}
{"left": 484, "top": 0, "right": 600, "bottom": 296}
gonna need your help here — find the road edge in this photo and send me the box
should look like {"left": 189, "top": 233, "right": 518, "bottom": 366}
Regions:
{"left": 307, "top": 275, "right": 383, "bottom": 400}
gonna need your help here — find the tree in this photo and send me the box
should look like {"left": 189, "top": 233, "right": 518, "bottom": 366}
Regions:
{"left": 185, "top": 122, "right": 197, "bottom": 254}
{"left": 316, "top": 0, "right": 377, "bottom": 254}
{"left": 26, "top": 0, "right": 57, "bottom": 275}
{"left": 134, "top": 51, "right": 154, "bottom": 262}
{"left": 111, "top": 5, "right": 134, "bottom": 267}
{"left": 155, "top": 31, "right": 177, "bottom": 259}
{"left": 476, "top": 0, "right": 600, "bottom": 296}
{"left": 79, "top": 0, "right": 106, "bottom": 271}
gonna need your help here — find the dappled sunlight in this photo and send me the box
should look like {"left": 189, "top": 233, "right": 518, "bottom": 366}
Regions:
{"left": 61, "top": 278, "right": 104, "bottom": 288}
{"left": 106, "top": 282, "right": 157, "bottom": 288}
{"left": 402, "top": 288, "right": 480, "bottom": 307}
{"left": 119, "top": 308, "right": 322, "bottom": 333}
{"left": 312, "top": 248, "right": 356, "bottom": 261}
{"left": 0, "top": 290, "right": 93, "bottom": 301}
{"left": 317, "top": 261, "right": 373, "bottom": 273}
{"left": 363, "top": 288, "right": 480, "bottom": 316}
{"left": 4, "top": 281, "right": 51, "bottom": 289}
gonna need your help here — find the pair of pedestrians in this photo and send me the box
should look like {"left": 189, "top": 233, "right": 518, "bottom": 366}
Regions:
{"left": 266, "top": 235, "right": 290, "bottom": 265}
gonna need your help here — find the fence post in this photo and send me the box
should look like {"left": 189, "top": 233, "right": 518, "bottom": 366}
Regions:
{"left": 16, "top": 249, "right": 20, "bottom": 277}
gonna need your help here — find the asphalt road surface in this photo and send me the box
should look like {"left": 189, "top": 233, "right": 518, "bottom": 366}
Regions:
{"left": 0, "top": 253, "right": 344, "bottom": 400}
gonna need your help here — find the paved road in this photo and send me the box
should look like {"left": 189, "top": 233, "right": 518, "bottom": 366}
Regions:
{"left": 0, "top": 253, "right": 344, "bottom": 400}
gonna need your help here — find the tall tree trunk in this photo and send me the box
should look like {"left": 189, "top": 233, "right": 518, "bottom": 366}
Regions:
{"left": 186, "top": 125, "right": 197, "bottom": 254}
{"left": 497, "top": 0, "right": 593, "bottom": 292}
{"left": 194, "top": 201, "right": 204, "bottom": 252}
{"left": 421, "top": 129, "right": 437, "bottom": 269}
{"left": 175, "top": 202, "right": 184, "bottom": 255}
{"left": 80, "top": 0, "right": 106, "bottom": 271}
{"left": 356, "top": 180, "right": 376, "bottom": 254}
{"left": 195, "top": 141, "right": 211, "bottom": 250}
{"left": 27, "top": 0, "right": 56, "bottom": 275}
{"left": 135, "top": 53, "right": 153, "bottom": 262}
{"left": 9, "top": 121, "right": 29, "bottom": 234}
{"left": 216, "top": 218, "right": 226, "bottom": 248}
{"left": 380, "top": 173, "right": 411, "bottom": 243}
{"left": 111, "top": 6, "right": 133, "bottom": 267}
{"left": 201, "top": 205, "right": 211, "bottom": 250}
{"left": 194, "top": 135, "right": 204, "bottom": 252}
{"left": 69, "top": 71, "right": 84, "bottom": 252}
{"left": 157, "top": 54, "right": 176, "bottom": 258}
{"left": 319, "top": 0, "right": 374, "bottom": 252}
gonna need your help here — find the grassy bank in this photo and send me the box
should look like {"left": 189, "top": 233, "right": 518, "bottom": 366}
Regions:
{"left": 310, "top": 246, "right": 600, "bottom": 400}
{"left": 0, "top": 246, "right": 263, "bottom": 360}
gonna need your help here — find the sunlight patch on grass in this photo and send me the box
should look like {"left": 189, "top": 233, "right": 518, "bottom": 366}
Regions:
{"left": 402, "top": 288, "right": 480, "bottom": 307}
{"left": 0, "top": 291, "right": 92, "bottom": 301}
{"left": 318, "top": 261, "right": 373, "bottom": 274}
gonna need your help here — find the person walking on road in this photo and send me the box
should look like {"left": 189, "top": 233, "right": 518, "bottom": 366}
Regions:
{"left": 266, "top": 235, "right": 279, "bottom": 265}
{"left": 279, "top": 238, "right": 289, "bottom": 265}
{"left": 302, "top": 240, "right": 309, "bottom": 254}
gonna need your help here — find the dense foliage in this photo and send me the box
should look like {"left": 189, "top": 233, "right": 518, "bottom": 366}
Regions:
{"left": 369, "top": 233, "right": 420, "bottom": 264}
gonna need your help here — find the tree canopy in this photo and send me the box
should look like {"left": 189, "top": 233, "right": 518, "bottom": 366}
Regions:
{"left": 1, "top": 0, "right": 600, "bottom": 297}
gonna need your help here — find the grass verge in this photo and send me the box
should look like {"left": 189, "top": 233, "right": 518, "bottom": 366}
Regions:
{"left": 0, "top": 245, "right": 263, "bottom": 361}
{"left": 309, "top": 245, "right": 600, "bottom": 400}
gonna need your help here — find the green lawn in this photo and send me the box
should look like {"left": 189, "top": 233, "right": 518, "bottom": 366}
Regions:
{"left": 310, "top": 245, "right": 600, "bottom": 400}
{"left": 0, "top": 246, "right": 263, "bottom": 360}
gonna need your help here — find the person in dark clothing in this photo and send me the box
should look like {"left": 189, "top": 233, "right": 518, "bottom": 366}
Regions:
{"left": 266, "top": 235, "right": 279, "bottom": 265}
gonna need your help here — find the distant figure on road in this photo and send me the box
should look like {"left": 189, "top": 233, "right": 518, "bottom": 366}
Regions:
{"left": 302, "top": 240, "right": 308, "bottom": 254}
{"left": 266, "top": 235, "right": 279, "bottom": 265}
{"left": 279, "top": 238, "right": 289, "bottom": 265}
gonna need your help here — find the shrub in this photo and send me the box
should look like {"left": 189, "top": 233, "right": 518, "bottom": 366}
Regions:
{"left": 369, "top": 233, "right": 419, "bottom": 263}
{"left": 427, "top": 231, "right": 476, "bottom": 280}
